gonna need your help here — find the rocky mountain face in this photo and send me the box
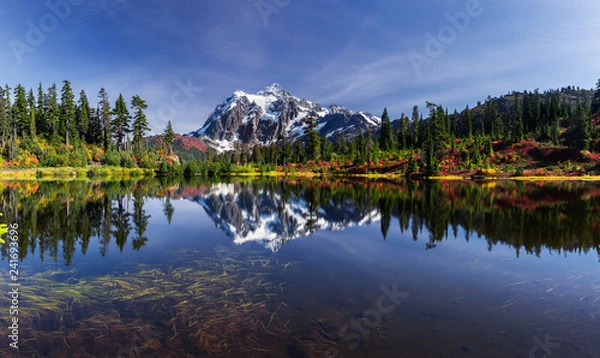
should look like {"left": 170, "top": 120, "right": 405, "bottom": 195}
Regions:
{"left": 188, "top": 83, "right": 380, "bottom": 152}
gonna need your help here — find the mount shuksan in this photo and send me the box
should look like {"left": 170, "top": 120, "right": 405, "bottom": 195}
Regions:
{"left": 188, "top": 83, "right": 381, "bottom": 152}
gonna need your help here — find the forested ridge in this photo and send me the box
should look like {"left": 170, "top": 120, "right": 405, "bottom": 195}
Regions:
{"left": 2, "top": 79, "right": 600, "bottom": 178}
{"left": 0, "top": 81, "right": 175, "bottom": 169}
{"left": 195, "top": 81, "right": 600, "bottom": 177}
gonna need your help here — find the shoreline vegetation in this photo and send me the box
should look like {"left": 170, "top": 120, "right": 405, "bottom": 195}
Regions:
{"left": 0, "top": 165, "right": 599, "bottom": 182}
{"left": 0, "top": 167, "right": 154, "bottom": 180}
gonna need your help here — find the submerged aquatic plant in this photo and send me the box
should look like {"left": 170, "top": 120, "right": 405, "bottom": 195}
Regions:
{"left": 0, "top": 250, "right": 298, "bottom": 357}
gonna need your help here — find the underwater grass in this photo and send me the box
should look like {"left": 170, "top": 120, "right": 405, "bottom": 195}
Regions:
{"left": 0, "top": 252, "right": 298, "bottom": 357}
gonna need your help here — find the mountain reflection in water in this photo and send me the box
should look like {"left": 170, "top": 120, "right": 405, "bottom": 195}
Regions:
{"left": 3, "top": 178, "right": 599, "bottom": 265}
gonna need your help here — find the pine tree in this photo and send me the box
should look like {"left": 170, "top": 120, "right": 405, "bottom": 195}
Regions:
{"left": 278, "top": 136, "right": 292, "bottom": 165}
{"left": 379, "top": 108, "right": 394, "bottom": 152}
{"left": 303, "top": 113, "right": 321, "bottom": 161}
{"left": 484, "top": 97, "right": 503, "bottom": 139}
{"left": 411, "top": 106, "right": 420, "bottom": 147}
{"left": 464, "top": 105, "right": 473, "bottom": 139}
{"left": 87, "top": 106, "right": 103, "bottom": 145}
{"left": 451, "top": 109, "right": 460, "bottom": 138}
{"left": 98, "top": 88, "right": 111, "bottom": 151}
{"left": 570, "top": 104, "right": 590, "bottom": 151}
{"left": 111, "top": 93, "right": 130, "bottom": 152}
{"left": 426, "top": 102, "right": 449, "bottom": 155}
{"left": 420, "top": 119, "right": 439, "bottom": 176}
{"left": 251, "top": 144, "right": 263, "bottom": 164}
{"left": 76, "top": 90, "right": 91, "bottom": 141}
{"left": 355, "top": 127, "right": 367, "bottom": 164}
{"left": 366, "top": 134, "right": 378, "bottom": 163}
{"left": 163, "top": 120, "right": 175, "bottom": 155}
{"left": 482, "top": 97, "right": 492, "bottom": 136}
{"left": 47, "top": 84, "right": 60, "bottom": 143}
{"left": 36, "top": 83, "right": 47, "bottom": 135}
{"left": 27, "top": 89, "right": 36, "bottom": 139}
{"left": 293, "top": 140, "right": 304, "bottom": 163}
{"left": 550, "top": 112, "right": 560, "bottom": 145}
{"left": 397, "top": 113, "right": 410, "bottom": 150}
{"left": 131, "top": 95, "right": 150, "bottom": 156}
{"left": 510, "top": 92, "right": 524, "bottom": 142}
{"left": 12, "top": 85, "right": 29, "bottom": 137}
{"left": 333, "top": 131, "right": 348, "bottom": 155}
{"left": 60, "top": 80, "right": 76, "bottom": 148}
{"left": 424, "top": 141, "right": 439, "bottom": 176}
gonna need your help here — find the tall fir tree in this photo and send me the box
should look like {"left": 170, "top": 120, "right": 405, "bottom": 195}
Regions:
{"left": 411, "top": 105, "right": 420, "bottom": 147}
{"left": 60, "top": 80, "right": 76, "bottom": 148}
{"left": 163, "top": 120, "right": 175, "bottom": 155}
{"left": 12, "top": 85, "right": 29, "bottom": 137}
{"left": 278, "top": 135, "right": 292, "bottom": 165}
{"left": 451, "top": 109, "right": 460, "bottom": 138}
{"left": 47, "top": 84, "right": 60, "bottom": 143}
{"left": 27, "top": 89, "right": 36, "bottom": 139}
{"left": 550, "top": 112, "right": 560, "bottom": 145}
{"left": 111, "top": 94, "right": 131, "bottom": 152}
{"left": 570, "top": 104, "right": 590, "bottom": 151}
{"left": 464, "top": 105, "right": 473, "bottom": 139}
{"left": 397, "top": 113, "right": 410, "bottom": 150}
{"left": 483, "top": 97, "right": 503, "bottom": 139}
{"left": 426, "top": 102, "right": 449, "bottom": 155}
{"left": 355, "top": 127, "right": 367, "bottom": 164}
{"left": 36, "top": 83, "right": 47, "bottom": 135}
{"left": 303, "top": 113, "right": 321, "bottom": 161}
{"left": 76, "top": 90, "right": 91, "bottom": 141}
{"left": 98, "top": 88, "right": 111, "bottom": 151}
{"left": 422, "top": 122, "right": 439, "bottom": 176}
{"left": 293, "top": 139, "right": 304, "bottom": 163}
{"left": 510, "top": 92, "right": 524, "bottom": 142}
{"left": 131, "top": 95, "right": 150, "bottom": 156}
{"left": 379, "top": 107, "right": 394, "bottom": 152}
{"left": 87, "top": 105, "right": 103, "bottom": 145}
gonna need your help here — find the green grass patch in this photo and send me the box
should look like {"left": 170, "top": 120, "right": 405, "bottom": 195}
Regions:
{"left": 0, "top": 166, "right": 156, "bottom": 180}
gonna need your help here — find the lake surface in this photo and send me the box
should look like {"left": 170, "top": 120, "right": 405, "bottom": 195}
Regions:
{"left": 1, "top": 178, "right": 599, "bottom": 357}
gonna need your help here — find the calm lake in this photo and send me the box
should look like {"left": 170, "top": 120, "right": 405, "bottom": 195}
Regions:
{"left": 1, "top": 178, "right": 599, "bottom": 357}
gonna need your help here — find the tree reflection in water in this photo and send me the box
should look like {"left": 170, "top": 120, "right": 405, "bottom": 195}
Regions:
{"left": 1, "top": 178, "right": 599, "bottom": 265}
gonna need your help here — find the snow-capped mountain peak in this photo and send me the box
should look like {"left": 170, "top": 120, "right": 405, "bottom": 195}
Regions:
{"left": 189, "top": 84, "right": 381, "bottom": 152}
{"left": 256, "top": 83, "right": 289, "bottom": 98}
{"left": 329, "top": 104, "right": 354, "bottom": 114}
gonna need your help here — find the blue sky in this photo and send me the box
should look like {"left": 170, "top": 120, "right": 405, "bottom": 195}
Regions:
{"left": 1, "top": 0, "right": 599, "bottom": 134}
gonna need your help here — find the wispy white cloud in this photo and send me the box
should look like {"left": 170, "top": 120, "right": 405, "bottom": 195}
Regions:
{"left": 1, "top": 0, "right": 598, "bottom": 133}
{"left": 301, "top": 0, "right": 599, "bottom": 118}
